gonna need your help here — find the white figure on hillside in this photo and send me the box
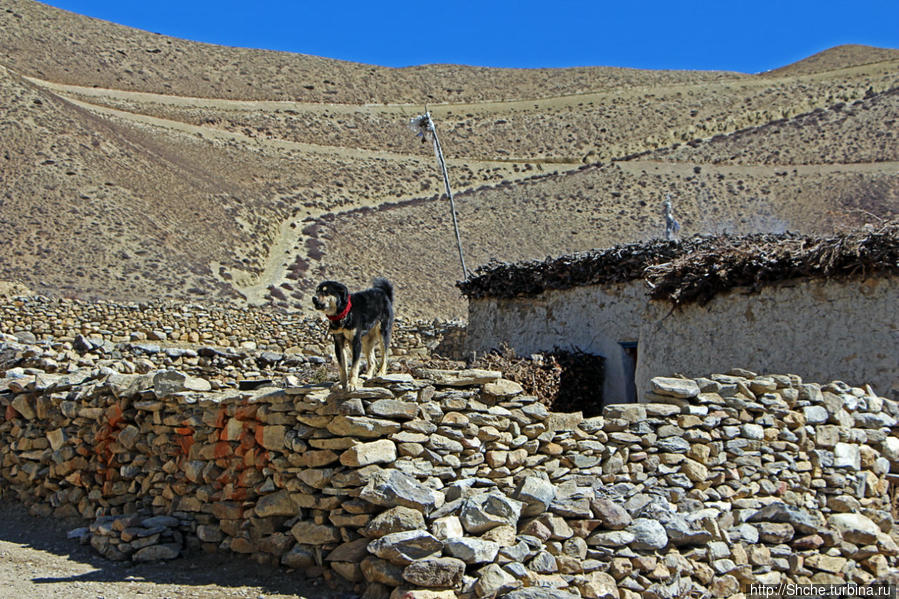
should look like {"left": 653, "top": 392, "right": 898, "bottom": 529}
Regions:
{"left": 664, "top": 194, "right": 680, "bottom": 241}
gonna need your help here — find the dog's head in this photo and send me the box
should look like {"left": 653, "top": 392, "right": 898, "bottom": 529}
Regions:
{"left": 312, "top": 281, "right": 349, "bottom": 317}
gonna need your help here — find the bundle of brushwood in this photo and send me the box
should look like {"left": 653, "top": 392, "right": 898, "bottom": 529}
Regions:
{"left": 474, "top": 348, "right": 605, "bottom": 416}
{"left": 458, "top": 239, "right": 689, "bottom": 300}
{"left": 458, "top": 224, "right": 899, "bottom": 306}
{"left": 645, "top": 223, "right": 899, "bottom": 306}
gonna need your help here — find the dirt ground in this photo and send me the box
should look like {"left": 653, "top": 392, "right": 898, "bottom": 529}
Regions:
{"left": 0, "top": 501, "right": 357, "bottom": 599}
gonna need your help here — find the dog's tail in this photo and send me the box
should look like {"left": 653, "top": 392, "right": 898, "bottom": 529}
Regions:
{"left": 372, "top": 277, "right": 393, "bottom": 303}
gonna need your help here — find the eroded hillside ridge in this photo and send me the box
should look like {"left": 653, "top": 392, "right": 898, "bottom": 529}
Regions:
{"left": 1, "top": 331, "right": 897, "bottom": 597}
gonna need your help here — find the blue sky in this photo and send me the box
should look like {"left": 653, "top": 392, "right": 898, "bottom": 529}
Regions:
{"left": 43, "top": 0, "right": 899, "bottom": 73}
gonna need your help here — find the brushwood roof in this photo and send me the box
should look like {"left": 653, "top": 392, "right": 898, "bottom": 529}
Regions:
{"left": 458, "top": 224, "right": 899, "bottom": 306}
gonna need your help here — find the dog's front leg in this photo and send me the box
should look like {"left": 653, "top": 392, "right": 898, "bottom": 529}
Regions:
{"left": 333, "top": 336, "right": 348, "bottom": 390}
{"left": 347, "top": 333, "right": 364, "bottom": 390}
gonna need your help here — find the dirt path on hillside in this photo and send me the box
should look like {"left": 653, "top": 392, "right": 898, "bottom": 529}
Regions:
{"left": 619, "top": 159, "right": 899, "bottom": 177}
{"left": 0, "top": 501, "right": 355, "bottom": 599}
{"left": 38, "top": 82, "right": 579, "bottom": 304}
{"left": 27, "top": 57, "right": 899, "bottom": 115}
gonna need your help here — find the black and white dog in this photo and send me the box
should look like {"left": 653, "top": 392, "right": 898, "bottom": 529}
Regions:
{"left": 312, "top": 278, "right": 394, "bottom": 391}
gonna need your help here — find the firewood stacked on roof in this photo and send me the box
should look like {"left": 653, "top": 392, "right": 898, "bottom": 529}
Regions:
{"left": 459, "top": 223, "right": 899, "bottom": 306}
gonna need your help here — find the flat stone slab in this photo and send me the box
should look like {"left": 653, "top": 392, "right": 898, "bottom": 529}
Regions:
{"left": 651, "top": 377, "right": 700, "bottom": 399}
{"left": 412, "top": 368, "right": 502, "bottom": 386}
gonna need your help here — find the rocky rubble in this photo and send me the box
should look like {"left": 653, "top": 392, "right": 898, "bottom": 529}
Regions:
{"left": 68, "top": 512, "right": 195, "bottom": 563}
{"left": 0, "top": 295, "right": 466, "bottom": 357}
{"left": 1, "top": 331, "right": 897, "bottom": 598}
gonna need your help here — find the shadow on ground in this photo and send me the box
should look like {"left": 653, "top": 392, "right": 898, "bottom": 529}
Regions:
{"left": 0, "top": 499, "right": 357, "bottom": 599}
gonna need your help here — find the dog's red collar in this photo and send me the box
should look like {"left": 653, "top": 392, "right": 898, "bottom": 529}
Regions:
{"left": 327, "top": 298, "right": 352, "bottom": 322}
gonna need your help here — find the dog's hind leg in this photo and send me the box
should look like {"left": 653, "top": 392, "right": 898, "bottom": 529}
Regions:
{"left": 377, "top": 320, "right": 391, "bottom": 377}
{"left": 347, "top": 334, "right": 364, "bottom": 390}
{"left": 363, "top": 331, "right": 377, "bottom": 379}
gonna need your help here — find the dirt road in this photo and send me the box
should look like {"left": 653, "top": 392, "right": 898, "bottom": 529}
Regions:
{"left": 0, "top": 501, "right": 356, "bottom": 599}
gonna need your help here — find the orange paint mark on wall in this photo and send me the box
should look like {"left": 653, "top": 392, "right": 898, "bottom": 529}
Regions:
{"left": 234, "top": 405, "right": 258, "bottom": 421}
{"left": 177, "top": 434, "right": 194, "bottom": 457}
{"left": 214, "top": 407, "right": 226, "bottom": 428}
{"left": 106, "top": 404, "right": 124, "bottom": 428}
{"left": 214, "top": 441, "right": 233, "bottom": 458}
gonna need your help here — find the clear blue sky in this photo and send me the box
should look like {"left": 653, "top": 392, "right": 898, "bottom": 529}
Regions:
{"left": 42, "top": 0, "right": 899, "bottom": 73}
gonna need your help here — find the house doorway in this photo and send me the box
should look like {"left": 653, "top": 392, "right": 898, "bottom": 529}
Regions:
{"left": 619, "top": 341, "right": 638, "bottom": 404}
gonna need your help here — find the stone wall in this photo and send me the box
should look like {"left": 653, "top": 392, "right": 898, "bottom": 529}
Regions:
{"left": 467, "top": 282, "right": 646, "bottom": 404}
{"left": 0, "top": 295, "right": 467, "bottom": 358}
{"left": 2, "top": 333, "right": 898, "bottom": 598}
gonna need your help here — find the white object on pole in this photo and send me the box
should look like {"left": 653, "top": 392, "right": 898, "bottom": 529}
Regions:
{"left": 664, "top": 193, "right": 680, "bottom": 241}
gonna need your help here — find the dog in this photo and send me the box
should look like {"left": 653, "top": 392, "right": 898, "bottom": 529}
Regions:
{"left": 312, "top": 278, "right": 394, "bottom": 391}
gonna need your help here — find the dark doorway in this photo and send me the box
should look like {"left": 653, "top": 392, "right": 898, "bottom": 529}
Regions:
{"left": 619, "top": 341, "right": 638, "bottom": 404}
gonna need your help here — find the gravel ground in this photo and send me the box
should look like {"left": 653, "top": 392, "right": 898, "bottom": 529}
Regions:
{"left": 0, "top": 501, "right": 357, "bottom": 599}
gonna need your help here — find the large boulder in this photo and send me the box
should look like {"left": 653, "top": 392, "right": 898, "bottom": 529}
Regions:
{"left": 827, "top": 513, "right": 881, "bottom": 545}
{"left": 360, "top": 470, "right": 444, "bottom": 515}
{"left": 628, "top": 518, "right": 668, "bottom": 550}
{"left": 402, "top": 558, "right": 466, "bottom": 588}
{"left": 514, "top": 477, "right": 556, "bottom": 517}
{"left": 459, "top": 492, "right": 523, "bottom": 534}
{"left": 747, "top": 503, "right": 822, "bottom": 535}
{"left": 367, "top": 530, "right": 443, "bottom": 565}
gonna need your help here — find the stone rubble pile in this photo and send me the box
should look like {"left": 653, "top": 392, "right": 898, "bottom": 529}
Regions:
{"left": 68, "top": 512, "right": 196, "bottom": 563}
{"left": 0, "top": 295, "right": 466, "bottom": 357}
{"left": 1, "top": 332, "right": 897, "bottom": 599}
{"left": 8, "top": 330, "right": 328, "bottom": 392}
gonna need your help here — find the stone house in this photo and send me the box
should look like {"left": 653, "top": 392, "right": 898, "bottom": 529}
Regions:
{"left": 459, "top": 226, "right": 899, "bottom": 404}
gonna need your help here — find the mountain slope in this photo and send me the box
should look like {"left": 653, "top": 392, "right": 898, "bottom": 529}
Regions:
{"left": 764, "top": 44, "right": 899, "bottom": 77}
{"left": 1, "top": 0, "right": 741, "bottom": 104}
{"left": 0, "top": 0, "right": 897, "bottom": 318}
{"left": 306, "top": 88, "right": 899, "bottom": 318}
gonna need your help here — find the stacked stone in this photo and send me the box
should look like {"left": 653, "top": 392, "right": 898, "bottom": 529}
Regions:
{"left": 1, "top": 331, "right": 897, "bottom": 599}
{"left": 69, "top": 513, "right": 196, "bottom": 562}
{"left": 0, "top": 295, "right": 465, "bottom": 357}
{"left": 612, "top": 371, "right": 899, "bottom": 594}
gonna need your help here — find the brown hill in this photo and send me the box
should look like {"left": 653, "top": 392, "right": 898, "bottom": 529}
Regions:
{"left": 651, "top": 87, "right": 899, "bottom": 165}
{"left": 764, "top": 44, "right": 899, "bottom": 77}
{"left": 1, "top": 0, "right": 739, "bottom": 104}
{"left": 0, "top": 0, "right": 897, "bottom": 318}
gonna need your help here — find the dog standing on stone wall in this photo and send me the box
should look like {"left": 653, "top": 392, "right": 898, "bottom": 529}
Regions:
{"left": 312, "top": 278, "right": 394, "bottom": 391}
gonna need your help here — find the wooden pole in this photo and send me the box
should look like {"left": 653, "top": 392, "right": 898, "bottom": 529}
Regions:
{"left": 411, "top": 111, "right": 469, "bottom": 279}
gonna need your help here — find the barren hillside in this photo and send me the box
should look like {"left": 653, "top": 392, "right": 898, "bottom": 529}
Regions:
{"left": 0, "top": 0, "right": 897, "bottom": 318}
{"left": 0, "top": 0, "right": 740, "bottom": 104}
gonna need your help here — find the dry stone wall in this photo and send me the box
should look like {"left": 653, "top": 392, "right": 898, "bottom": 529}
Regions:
{"left": 0, "top": 295, "right": 466, "bottom": 358}
{"left": 1, "top": 332, "right": 898, "bottom": 599}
